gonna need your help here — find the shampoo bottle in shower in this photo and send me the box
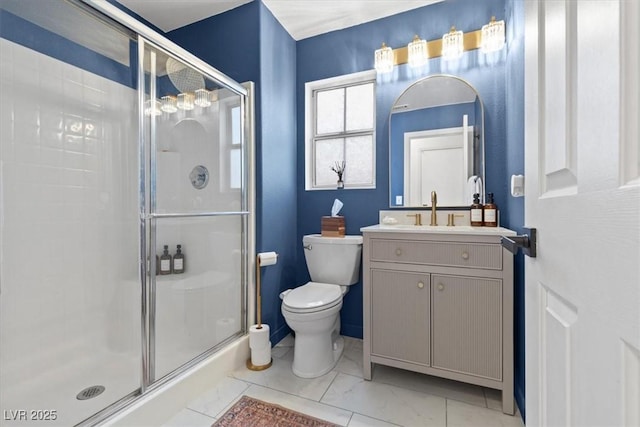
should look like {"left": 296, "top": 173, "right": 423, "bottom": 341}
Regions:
{"left": 159, "top": 245, "right": 172, "bottom": 275}
{"left": 173, "top": 245, "right": 185, "bottom": 274}
{"left": 470, "top": 193, "right": 484, "bottom": 226}
{"left": 483, "top": 193, "right": 498, "bottom": 227}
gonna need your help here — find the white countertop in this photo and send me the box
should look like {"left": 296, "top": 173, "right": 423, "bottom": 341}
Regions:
{"left": 360, "top": 224, "right": 517, "bottom": 236}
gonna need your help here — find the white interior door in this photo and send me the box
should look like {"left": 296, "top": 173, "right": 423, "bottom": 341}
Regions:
{"left": 524, "top": 1, "right": 640, "bottom": 426}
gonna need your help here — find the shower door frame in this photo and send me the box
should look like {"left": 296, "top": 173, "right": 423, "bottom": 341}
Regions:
{"left": 140, "top": 37, "right": 251, "bottom": 386}
{"left": 76, "top": 0, "right": 255, "bottom": 425}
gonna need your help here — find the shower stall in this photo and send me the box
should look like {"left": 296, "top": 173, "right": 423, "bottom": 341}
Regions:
{"left": 0, "top": 0, "right": 254, "bottom": 425}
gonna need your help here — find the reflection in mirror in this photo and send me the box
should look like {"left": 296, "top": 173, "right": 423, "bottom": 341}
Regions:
{"left": 389, "top": 75, "right": 485, "bottom": 208}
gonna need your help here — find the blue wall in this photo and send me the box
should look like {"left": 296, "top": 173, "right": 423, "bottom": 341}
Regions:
{"left": 257, "top": 3, "right": 298, "bottom": 344}
{"left": 296, "top": 0, "right": 509, "bottom": 339}
{"left": 168, "top": 1, "right": 298, "bottom": 346}
{"left": 505, "top": 0, "right": 526, "bottom": 418}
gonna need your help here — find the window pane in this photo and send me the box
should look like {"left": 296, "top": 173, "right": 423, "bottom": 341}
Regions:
{"left": 316, "top": 88, "right": 344, "bottom": 135}
{"left": 231, "top": 106, "right": 240, "bottom": 145}
{"left": 230, "top": 148, "right": 241, "bottom": 189}
{"left": 315, "top": 138, "right": 344, "bottom": 186}
{"left": 345, "top": 135, "right": 373, "bottom": 185}
{"left": 346, "top": 83, "right": 374, "bottom": 131}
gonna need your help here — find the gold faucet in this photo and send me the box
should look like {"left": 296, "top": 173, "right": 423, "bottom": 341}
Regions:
{"left": 430, "top": 191, "right": 438, "bottom": 226}
{"left": 407, "top": 213, "right": 422, "bottom": 226}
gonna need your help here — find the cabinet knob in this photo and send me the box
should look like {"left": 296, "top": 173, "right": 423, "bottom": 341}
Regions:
{"left": 395, "top": 248, "right": 402, "bottom": 256}
{"left": 417, "top": 281, "right": 424, "bottom": 289}
{"left": 438, "top": 283, "right": 444, "bottom": 291}
{"left": 461, "top": 251, "right": 469, "bottom": 260}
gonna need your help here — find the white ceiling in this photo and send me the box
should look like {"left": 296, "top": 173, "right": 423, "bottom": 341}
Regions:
{"left": 116, "top": 0, "right": 441, "bottom": 40}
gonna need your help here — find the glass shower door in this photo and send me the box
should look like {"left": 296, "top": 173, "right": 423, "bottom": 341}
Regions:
{"left": 140, "top": 41, "right": 247, "bottom": 381}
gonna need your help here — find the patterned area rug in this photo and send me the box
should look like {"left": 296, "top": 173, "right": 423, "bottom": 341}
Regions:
{"left": 212, "top": 395, "right": 340, "bottom": 427}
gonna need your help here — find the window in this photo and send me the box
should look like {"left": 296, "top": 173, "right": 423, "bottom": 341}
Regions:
{"left": 220, "top": 95, "right": 242, "bottom": 191}
{"left": 305, "top": 70, "right": 376, "bottom": 190}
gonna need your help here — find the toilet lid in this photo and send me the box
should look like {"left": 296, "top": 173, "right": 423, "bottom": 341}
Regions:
{"left": 282, "top": 282, "right": 342, "bottom": 311}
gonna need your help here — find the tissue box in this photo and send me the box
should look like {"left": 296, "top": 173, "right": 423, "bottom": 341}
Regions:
{"left": 321, "top": 216, "right": 345, "bottom": 237}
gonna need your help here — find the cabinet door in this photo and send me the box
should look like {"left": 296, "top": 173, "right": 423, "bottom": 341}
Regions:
{"left": 431, "top": 275, "right": 502, "bottom": 380}
{"left": 371, "top": 269, "right": 430, "bottom": 365}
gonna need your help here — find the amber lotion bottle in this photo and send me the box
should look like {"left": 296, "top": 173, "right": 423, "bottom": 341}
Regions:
{"left": 483, "top": 193, "right": 498, "bottom": 227}
{"left": 470, "top": 193, "right": 484, "bottom": 226}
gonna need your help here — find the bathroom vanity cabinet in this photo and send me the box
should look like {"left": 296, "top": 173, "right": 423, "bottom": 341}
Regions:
{"left": 361, "top": 226, "right": 516, "bottom": 415}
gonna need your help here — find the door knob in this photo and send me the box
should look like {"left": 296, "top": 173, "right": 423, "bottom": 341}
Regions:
{"left": 501, "top": 227, "right": 537, "bottom": 257}
{"left": 417, "top": 282, "right": 424, "bottom": 289}
{"left": 395, "top": 248, "right": 402, "bottom": 256}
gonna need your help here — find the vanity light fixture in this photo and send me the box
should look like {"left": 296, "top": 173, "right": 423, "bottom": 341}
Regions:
{"left": 144, "top": 99, "right": 162, "bottom": 116}
{"left": 209, "top": 89, "right": 219, "bottom": 103}
{"left": 177, "top": 92, "right": 195, "bottom": 110}
{"left": 407, "top": 35, "right": 428, "bottom": 67}
{"left": 441, "top": 26, "right": 464, "bottom": 60}
{"left": 480, "top": 16, "right": 505, "bottom": 53}
{"left": 194, "top": 89, "right": 212, "bottom": 107}
{"left": 374, "top": 42, "right": 394, "bottom": 73}
{"left": 160, "top": 95, "right": 178, "bottom": 113}
{"left": 373, "top": 17, "right": 506, "bottom": 73}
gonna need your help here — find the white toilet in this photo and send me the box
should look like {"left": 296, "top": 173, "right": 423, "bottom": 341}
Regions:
{"left": 280, "top": 234, "right": 363, "bottom": 378}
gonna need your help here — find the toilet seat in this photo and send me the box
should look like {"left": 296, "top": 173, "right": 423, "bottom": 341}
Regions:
{"left": 282, "top": 282, "right": 342, "bottom": 314}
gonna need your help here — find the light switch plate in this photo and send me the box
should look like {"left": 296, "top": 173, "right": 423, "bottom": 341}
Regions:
{"left": 511, "top": 174, "right": 524, "bottom": 197}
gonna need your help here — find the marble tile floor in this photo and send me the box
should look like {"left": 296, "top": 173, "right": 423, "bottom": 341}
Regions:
{"left": 162, "top": 335, "right": 524, "bottom": 427}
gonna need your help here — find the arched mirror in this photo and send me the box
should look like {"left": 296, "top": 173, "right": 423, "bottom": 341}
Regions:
{"left": 389, "top": 75, "right": 485, "bottom": 208}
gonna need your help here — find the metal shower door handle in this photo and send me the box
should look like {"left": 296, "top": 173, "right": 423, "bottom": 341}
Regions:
{"left": 501, "top": 227, "right": 537, "bottom": 257}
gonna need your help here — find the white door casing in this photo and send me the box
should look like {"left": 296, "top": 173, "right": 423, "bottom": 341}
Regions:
{"left": 524, "top": 1, "right": 640, "bottom": 426}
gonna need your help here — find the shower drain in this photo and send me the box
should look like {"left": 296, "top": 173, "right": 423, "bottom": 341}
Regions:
{"left": 76, "top": 385, "right": 105, "bottom": 400}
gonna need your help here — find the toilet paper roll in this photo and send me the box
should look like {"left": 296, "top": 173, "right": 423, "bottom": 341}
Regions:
{"left": 251, "top": 344, "right": 271, "bottom": 366}
{"left": 249, "top": 324, "right": 270, "bottom": 349}
{"left": 257, "top": 252, "right": 278, "bottom": 266}
{"left": 216, "top": 317, "right": 236, "bottom": 341}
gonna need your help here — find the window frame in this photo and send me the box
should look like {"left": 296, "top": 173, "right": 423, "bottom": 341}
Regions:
{"left": 219, "top": 94, "right": 242, "bottom": 192}
{"left": 305, "top": 70, "right": 377, "bottom": 191}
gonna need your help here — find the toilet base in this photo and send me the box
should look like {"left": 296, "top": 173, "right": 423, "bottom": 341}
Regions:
{"left": 292, "top": 332, "right": 344, "bottom": 379}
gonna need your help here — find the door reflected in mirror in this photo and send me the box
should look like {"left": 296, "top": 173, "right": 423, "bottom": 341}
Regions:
{"left": 389, "top": 75, "right": 485, "bottom": 208}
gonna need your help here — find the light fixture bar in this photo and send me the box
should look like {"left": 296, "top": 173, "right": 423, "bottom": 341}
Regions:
{"left": 385, "top": 28, "right": 485, "bottom": 66}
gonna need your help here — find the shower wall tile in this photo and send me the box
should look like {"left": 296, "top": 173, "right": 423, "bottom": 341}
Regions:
{"left": 0, "top": 39, "right": 139, "bottom": 387}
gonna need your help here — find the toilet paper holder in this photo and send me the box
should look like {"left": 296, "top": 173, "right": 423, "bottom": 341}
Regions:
{"left": 255, "top": 252, "right": 277, "bottom": 329}
{"left": 247, "top": 252, "right": 278, "bottom": 371}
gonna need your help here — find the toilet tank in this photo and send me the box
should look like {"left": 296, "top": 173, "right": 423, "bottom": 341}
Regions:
{"left": 303, "top": 234, "right": 363, "bottom": 286}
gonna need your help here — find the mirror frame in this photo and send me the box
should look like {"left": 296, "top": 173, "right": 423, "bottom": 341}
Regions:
{"left": 388, "top": 74, "right": 485, "bottom": 208}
